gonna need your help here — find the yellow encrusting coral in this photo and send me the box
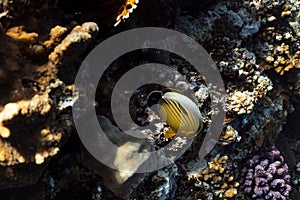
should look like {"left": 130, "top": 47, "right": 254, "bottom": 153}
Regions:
{"left": 43, "top": 25, "right": 68, "bottom": 49}
{"left": 35, "top": 147, "right": 59, "bottom": 165}
{"left": 6, "top": 26, "right": 38, "bottom": 43}
{"left": 114, "top": 0, "right": 139, "bottom": 26}
{"left": 48, "top": 22, "right": 99, "bottom": 65}
{"left": 0, "top": 140, "right": 25, "bottom": 166}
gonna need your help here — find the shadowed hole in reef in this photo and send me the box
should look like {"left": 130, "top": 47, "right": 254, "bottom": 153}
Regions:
{"left": 276, "top": 100, "right": 300, "bottom": 200}
{"left": 3, "top": 114, "right": 46, "bottom": 160}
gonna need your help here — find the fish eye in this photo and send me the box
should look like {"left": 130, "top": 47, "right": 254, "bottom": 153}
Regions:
{"left": 145, "top": 107, "right": 151, "bottom": 113}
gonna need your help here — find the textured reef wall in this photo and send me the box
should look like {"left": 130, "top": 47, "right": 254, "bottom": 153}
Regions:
{"left": 0, "top": 0, "right": 299, "bottom": 199}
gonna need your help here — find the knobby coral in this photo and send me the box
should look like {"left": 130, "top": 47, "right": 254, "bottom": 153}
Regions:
{"left": 240, "top": 146, "right": 291, "bottom": 199}
{"left": 189, "top": 155, "right": 239, "bottom": 199}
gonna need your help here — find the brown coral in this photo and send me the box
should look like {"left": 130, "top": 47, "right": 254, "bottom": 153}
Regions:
{"left": 0, "top": 19, "right": 98, "bottom": 190}
{"left": 264, "top": 43, "right": 300, "bottom": 75}
{"left": 258, "top": 1, "right": 300, "bottom": 76}
{"left": 219, "top": 125, "right": 240, "bottom": 145}
{"left": 43, "top": 25, "right": 68, "bottom": 49}
{"left": 48, "top": 22, "right": 99, "bottom": 65}
{"left": 6, "top": 26, "right": 38, "bottom": 43}
{"left": 189, "top": 155, "right": 239, "bottom": 199}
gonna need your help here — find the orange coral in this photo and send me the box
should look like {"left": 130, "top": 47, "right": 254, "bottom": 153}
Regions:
{"left": 114, "top": 0, "right": 139, "bottom": 26}
{"left": 43, "top": 25, "right": 68, "bottom": 49}
{"left": 6, "top": 26, "right": 38, "bottom": 43}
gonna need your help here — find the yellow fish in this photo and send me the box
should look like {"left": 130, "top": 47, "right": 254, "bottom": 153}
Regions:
{"left": 157, "top": 91, "right": 203, "bottom": 138}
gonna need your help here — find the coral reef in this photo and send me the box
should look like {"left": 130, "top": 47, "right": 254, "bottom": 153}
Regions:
{"left": 132, "top": 165, "right": 178, "bottom": 200}
{"left": 176, "top": 5, "right": 274, "bottom": 115}
{"left": 0, "top": 0, "right": 299, "bottom": 199}
{"left": 240, "top": 146, "right": 291, "bottom": 199}
{"left": 251, "top": 0, "right": 300, "bottom": 75}
{"left": 0, "top": 1, "right": 99, "bottom": 191}
{"left": 188, "top": 155, "right": 239, "bottom": 199}
{"left": 48, "top": 22, "right": 99, "bottom": 65}
{"left": 174, "top": 0, "right": 299, "bottom": 199}
{"left": 219, "top": 125, "right": 241, "bottom": 146}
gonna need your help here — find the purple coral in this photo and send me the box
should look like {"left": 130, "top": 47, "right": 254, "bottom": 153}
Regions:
{"left": 240, "top": 146, "right": 291, "bottom": 199}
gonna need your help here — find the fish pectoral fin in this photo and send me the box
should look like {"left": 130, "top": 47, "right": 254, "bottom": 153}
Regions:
{"left": 164, "top": 128, "right": 177, "bottom": 139}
